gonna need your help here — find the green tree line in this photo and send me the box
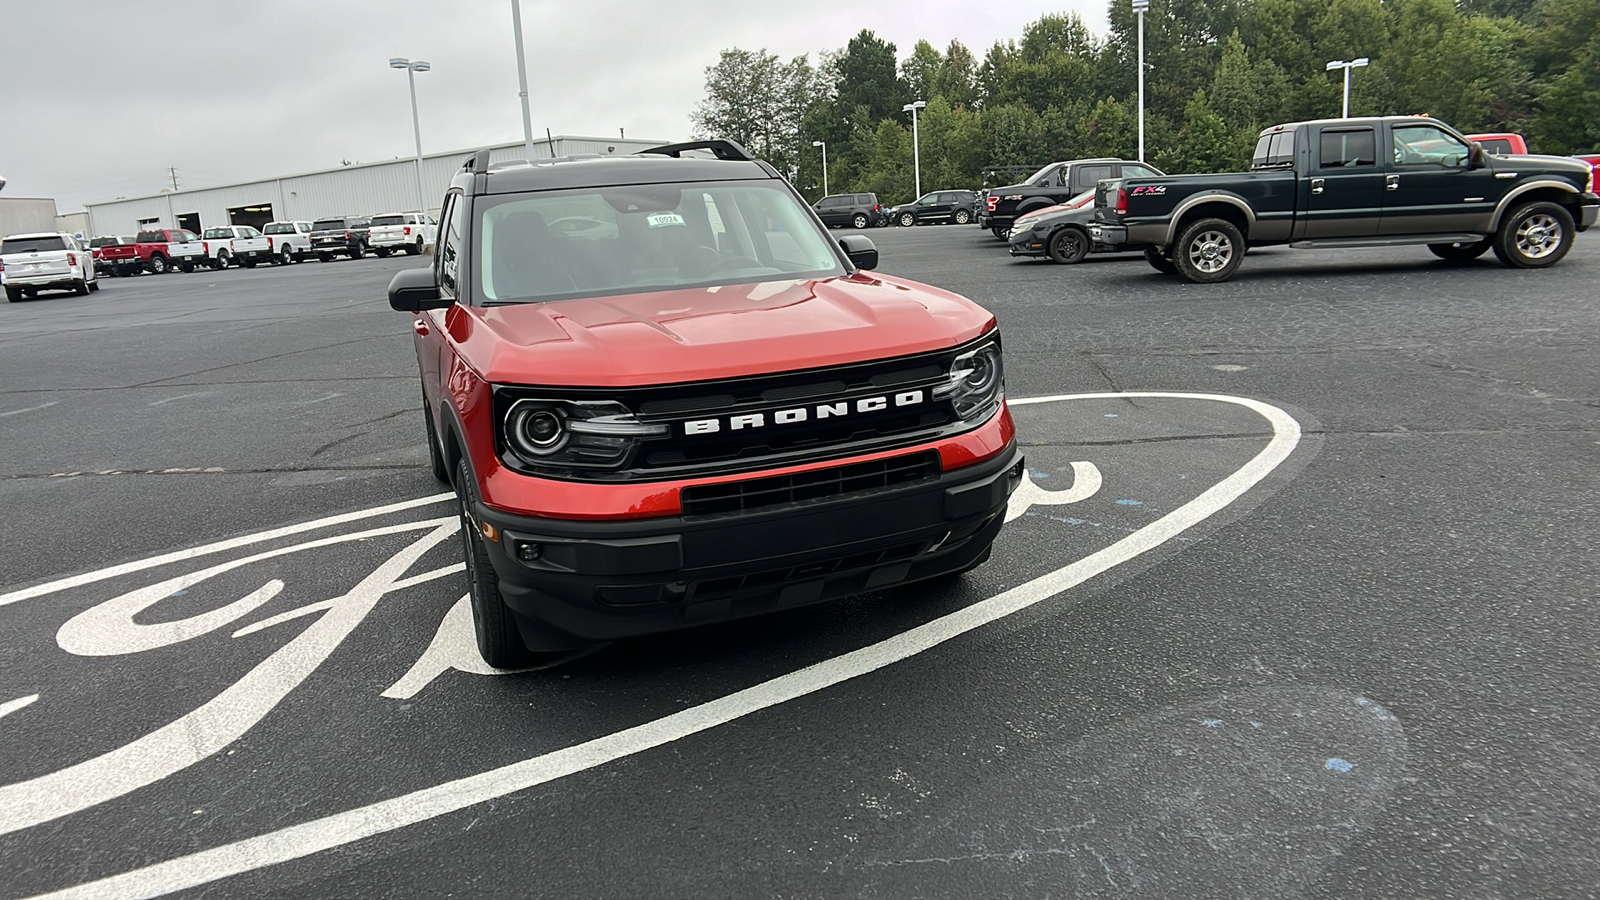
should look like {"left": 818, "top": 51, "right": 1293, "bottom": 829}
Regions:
{"left": 691, "top": 0, "right": 1600, "bottom": 205}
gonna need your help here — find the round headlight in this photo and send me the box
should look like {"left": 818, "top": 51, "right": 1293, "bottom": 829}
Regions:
{"left": 963, "top": 351, "right": 999, "bottom": 394}
{"left": 508, "top": 406, "right": 567, "bottom": 456}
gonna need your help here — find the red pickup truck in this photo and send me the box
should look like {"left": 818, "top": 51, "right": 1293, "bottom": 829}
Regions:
{"left": 90, "top": 236, "right": 142, "bottom": 277}
{"left": 1466, "top": 132, "right": 1528, "bottom": 155}
{"left": 134, "top": 228, "right": 208, "bottom": 274}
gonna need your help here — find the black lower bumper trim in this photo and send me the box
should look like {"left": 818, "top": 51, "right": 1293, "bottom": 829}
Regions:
{"left": 474, "top": 442, "right": 1022, "bottom": 647}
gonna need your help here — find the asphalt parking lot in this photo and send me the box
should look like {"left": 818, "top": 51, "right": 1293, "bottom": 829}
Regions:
{"left": 2, "top": 229, "right": 1598, "bottom": 899}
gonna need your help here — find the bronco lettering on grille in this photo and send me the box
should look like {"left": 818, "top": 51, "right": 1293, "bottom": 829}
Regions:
{"left": 683, "top": 390, "right": 926, "bottom": 436}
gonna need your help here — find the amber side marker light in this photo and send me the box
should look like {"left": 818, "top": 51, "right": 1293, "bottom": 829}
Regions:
{"left": 481, "top": 521, "right": 499, "bottom": 541}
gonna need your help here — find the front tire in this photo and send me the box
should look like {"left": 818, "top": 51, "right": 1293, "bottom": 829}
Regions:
{"left": 1047, "top": 227, "right": 1090, "bottom": 264}
{"left": 1173, "top": 218, "right": 1245, "bottom": 283}
{"left": 1492, "top": 201, "right": 1574, "bottom": 269}
{"left": 455, "top": 459, "right": 539, "bottom": 669}
{"left": 852, "top": 213, "right": 869, "bottom": 230}
{"left": 953, "top": 209, "right": 971, "bottom": 225}
{"left": 1429, "top": 239, "right": 1492, "bottom": 261}
{"left": 898, "top": 212, "right": 916, "bottom": 227}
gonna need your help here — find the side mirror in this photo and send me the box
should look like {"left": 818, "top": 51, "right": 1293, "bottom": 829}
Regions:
{"left": 388, "top": 267, "right": 448, "bottom": 311}
{"left": 1468, "top": 143, "right": 1486, "bottom": 169}
{"left": 838, "top": 234, "right": 878, "bottom": 271}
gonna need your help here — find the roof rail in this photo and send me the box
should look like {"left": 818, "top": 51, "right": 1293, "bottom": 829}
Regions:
{"left": 640, "top": 140, "right": 755, "bottom": 161}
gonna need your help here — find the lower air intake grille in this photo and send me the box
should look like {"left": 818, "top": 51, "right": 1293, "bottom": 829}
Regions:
{"left": 680, "top": 451, "right": 940, "bottom": 517}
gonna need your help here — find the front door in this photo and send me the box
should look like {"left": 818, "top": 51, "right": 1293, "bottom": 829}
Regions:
{"left": 1299, "top": 126, "right": 1384, "bottom": 238}
{"left": 919, "top": 193, "right": 951, "bottom": 221}
{"left": 1380, "top": 122, "right": 1498, "bottom": 235}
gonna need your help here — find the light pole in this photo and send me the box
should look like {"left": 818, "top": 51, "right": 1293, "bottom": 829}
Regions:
{"left": 1132, "top": 0, "right": 1148, "bottom": 161}
{"left": 1326, "top": 58, "right": 1369, "bottom": 118}
{"left": 389, "top": 57, "right": 431, "bottom": 215}
{"left": 806, "top": 140, "right": 832, "bottom": 196}
{"left": 509, "top": 0, "right": 536, "bottom": 160}
{"left": 903, "top": 100, "right": 926, "bottom": 199}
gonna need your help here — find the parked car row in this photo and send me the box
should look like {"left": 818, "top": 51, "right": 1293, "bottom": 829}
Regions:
{"left": 76, "top": 213, "right": 438, "bottom": 278}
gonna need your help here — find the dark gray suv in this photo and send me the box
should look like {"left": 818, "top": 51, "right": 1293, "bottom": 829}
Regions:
{"left": 813, "top": 193, "right": 885, "bottom": 229}
{"left": 888, "top": 190, "right": 979, "bottom": 227}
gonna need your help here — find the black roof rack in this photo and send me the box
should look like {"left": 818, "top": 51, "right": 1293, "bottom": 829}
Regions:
{"left": 640, "top": 140, "right": 755, "bottom": 161}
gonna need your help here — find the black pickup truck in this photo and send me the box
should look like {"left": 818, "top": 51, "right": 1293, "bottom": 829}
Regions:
{"left": 978, "top": 158, "right": 1164, "bottom": 240}
{"left": 1089, "top": 116, "right": 1598, "bottom": 283}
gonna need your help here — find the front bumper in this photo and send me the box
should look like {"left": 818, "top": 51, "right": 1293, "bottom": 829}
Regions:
{"left": 473, "top": 441, "right": 1023, "bottom": 649}
{"left": 1578, "top": 193, "right": 1598, "bottom": 231}
{"left": 1008, "top": 228, "right": 1047, "bottom": 258}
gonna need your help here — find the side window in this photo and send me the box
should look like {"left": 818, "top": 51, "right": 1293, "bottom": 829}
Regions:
{"left": 437, "top": 194, "right": 462, "bottom": 298}
{"left": 1072, "top": 165, "right": 1113, "bottom": 193}
{"left": 1122, "top": 164, "right": 1160, "bottom": 179}
{"left": 1392, "top": 124, "right": 1470, "bottom": 167}
{"left": 1319, "top": 129, "right": 1377, "bottom": 168}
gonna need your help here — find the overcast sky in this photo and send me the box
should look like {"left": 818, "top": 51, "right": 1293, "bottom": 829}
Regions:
{"left": 1, "top": 1, "right": 1108, "bottom": 214}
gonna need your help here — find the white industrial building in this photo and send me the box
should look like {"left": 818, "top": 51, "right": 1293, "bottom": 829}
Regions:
{"left": 83, "top": 135, "right": 670, "bottom": 237}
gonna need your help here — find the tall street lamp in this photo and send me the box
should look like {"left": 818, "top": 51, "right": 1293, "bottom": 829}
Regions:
{"left": 1132, "top": 0, "right": 1148, "bottom": 161}
{"left": 1326, "top": 58, "right": 1369, "bottom": 118}
{"left": 389, "top": 57, "right": 431, "bottom": 215}
{"left": 903, "top": 100, "right": 926, "bottom": 199}
{"left": 509, "top": 0, "right": 536, "bottom": 160}
{"left": 811, "top": 140, "right": 828, "bottom": 197}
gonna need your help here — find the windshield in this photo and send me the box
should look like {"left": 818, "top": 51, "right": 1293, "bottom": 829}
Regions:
{"left": 1024, "top": 163, "right": 1060, "bottom": 185}
{"left": 264, "top": 223, "right": 297, "bottom": 234}
{"left": 476, "top": 180, "right": 847, "bottom": 304}
{"left": 203, "top": 228, "right": 233, "bottom": 239}
{"left": 2, "top": 236, "right": 67, "bottom": 254}
{"left": 371, "top": 215, "right": 406, "bottom": 226}
{"left": 312, "top": 219, "right": 344, "bottom": 231}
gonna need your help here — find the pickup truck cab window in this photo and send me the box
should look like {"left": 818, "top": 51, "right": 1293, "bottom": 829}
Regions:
{"left": 1319, "top": 129, "right": 1377, "bottom": 168}
{"left": 1392, "top": 123, "right": 1471, "bottom": 167}
{"left": 1123, "top": 164, "right": 1161, "bottom": 179}
{"left": 1072, "top": 165, "right": 1113, "bottom": 193}
{"left": 1253, "top": 131, "right": 1296, "bottom": 169}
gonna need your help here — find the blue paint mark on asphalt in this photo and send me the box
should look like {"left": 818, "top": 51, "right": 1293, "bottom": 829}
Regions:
{"left": 1325, "top": 758, "right": 1355, "bottom": 773}
{"left": 1201, "top": 719, "right": 1223, "bottom": 728}
{"left": 1104, "top": 413, "right": 1118, "bottom": 418}
{"left": 1030, "top": 470, "right": 1050, "bottom": 479}
{"left": 1116, "top": 499, "right": 1143, "bottom": 506}
{"left": 1250, "top": 721, "right": 1262, "bottom": 729}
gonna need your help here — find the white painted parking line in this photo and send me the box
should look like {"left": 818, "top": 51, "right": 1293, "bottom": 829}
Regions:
{"left": 0, "top": 493, "right": 454, "bottom": 608}
{"left": 22, "top": 392, "right": 1301, "bottom": 900}
{"left": 0, "top": 402, "right": 59, "bottom": 418}
{"left": 0, "top": 695, "right": 39, "bottom": 720}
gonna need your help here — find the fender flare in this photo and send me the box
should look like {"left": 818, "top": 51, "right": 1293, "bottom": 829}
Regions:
{"left": 1164, "top": 193, "right": 1258, "bottom": 245}
{"left": 1489, "top": 180, "right": 1580, "bottom": 232}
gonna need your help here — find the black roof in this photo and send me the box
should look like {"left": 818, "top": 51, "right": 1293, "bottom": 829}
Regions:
{"left": 461, "top": 152, "right": 776, "bottom": 196}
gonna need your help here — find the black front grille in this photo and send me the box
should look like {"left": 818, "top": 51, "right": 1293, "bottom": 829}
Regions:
{"left": 680, "top": 450, "right": 940, "bottom": 517}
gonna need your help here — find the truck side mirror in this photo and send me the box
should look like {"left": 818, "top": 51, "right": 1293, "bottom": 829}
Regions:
{"left": 1468, "top": 143, "right": 1486, "bottom": 169}
{"left": 838, "top": 234, "right": 878, "bottom": 270}
{"left": 388, "top": 268, "right": 448, "bottom": 311}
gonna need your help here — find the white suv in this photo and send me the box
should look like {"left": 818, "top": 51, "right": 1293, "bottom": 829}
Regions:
{"left": 263, "top": 221, "right": 314, "bottom": 264}
{"left": 1, "top": 232, "right": 99, "bottom": 301}
{"left": 367, "top": 212, "right": 436, "bottom": 257}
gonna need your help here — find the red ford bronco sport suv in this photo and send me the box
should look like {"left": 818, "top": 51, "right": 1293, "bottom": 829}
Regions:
{"left": 389, "top": 141, "right": 1021, "bottom": 666}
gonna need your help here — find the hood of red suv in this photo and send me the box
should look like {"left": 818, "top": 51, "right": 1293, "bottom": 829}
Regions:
{"left": 452, "top": 273, "right": 996, "bottom": 387}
